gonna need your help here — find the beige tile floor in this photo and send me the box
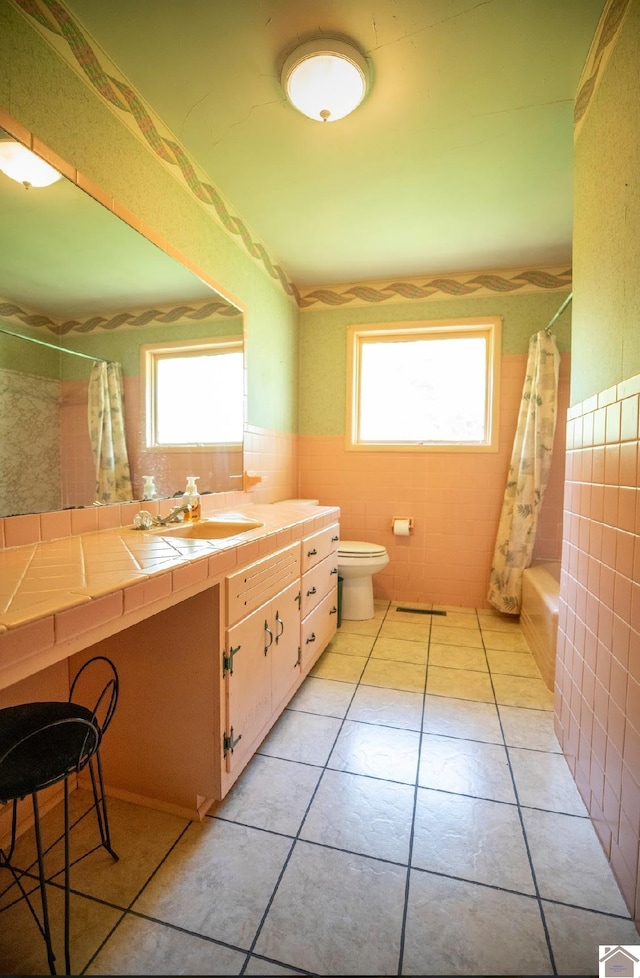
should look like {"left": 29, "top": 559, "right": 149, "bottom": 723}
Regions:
{"left": 1, "top": 601, "right": 639, "bottom": 975}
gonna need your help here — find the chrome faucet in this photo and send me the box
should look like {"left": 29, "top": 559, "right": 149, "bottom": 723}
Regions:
{"left": 133, "top": 503, "right": 190, "bottom": 530}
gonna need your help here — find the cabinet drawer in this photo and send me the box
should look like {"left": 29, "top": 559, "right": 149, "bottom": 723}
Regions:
{"left": 301, "top": 522, "right": 340, "bottom": 574}
{"left": 301, "top": 552, "right": 340, "bottom": 618}
{"left": 300, "top": 587, "right": 338, "bottom": 673}
{"left": 226, "top": 542, "right": 301, "bottom": 625}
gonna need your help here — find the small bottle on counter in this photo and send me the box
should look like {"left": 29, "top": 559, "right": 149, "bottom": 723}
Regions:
{"left": 182, "top": 475, "right": 201, "bottom": 522}
{"left": 141, "top": 475, "right": 157, "bottom": 501}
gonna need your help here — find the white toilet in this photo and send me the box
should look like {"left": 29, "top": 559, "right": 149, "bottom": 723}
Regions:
{"left": 338, "top": 541, "right": 389, "bottom": 621}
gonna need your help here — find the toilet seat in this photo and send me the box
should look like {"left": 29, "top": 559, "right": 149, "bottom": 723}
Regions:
{"left": 338, "top": 540, "right": 387, "bottom": 558}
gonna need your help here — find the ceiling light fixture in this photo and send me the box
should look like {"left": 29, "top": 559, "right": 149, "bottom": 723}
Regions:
{"left": 281, "top": 38, "right": 370, "bottom": 123}
{"left": 0, "top": 140, "right": 63, "bottom": 189}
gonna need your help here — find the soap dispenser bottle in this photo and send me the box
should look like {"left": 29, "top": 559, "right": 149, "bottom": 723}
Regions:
{"left": 141, "top": 475, "right": 157, "bottom": 501}
{"left": 182, "top": 476, "right": 201, "bottom": 522}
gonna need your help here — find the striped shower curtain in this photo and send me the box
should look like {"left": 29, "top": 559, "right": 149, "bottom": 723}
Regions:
{"left": 88, "top": 361, "right": 133, "bottom": 505}
{"left": 487, "top": 330, "right": 561, "bottom": 614}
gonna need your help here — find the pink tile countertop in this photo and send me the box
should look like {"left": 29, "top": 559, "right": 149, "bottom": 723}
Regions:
{"left": 0, "top": 503, "right": 340, "bottom": 691}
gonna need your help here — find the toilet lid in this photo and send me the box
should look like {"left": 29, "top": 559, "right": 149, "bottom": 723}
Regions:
{"left": 338, "top": 540, "right": 387, "bottom": 558}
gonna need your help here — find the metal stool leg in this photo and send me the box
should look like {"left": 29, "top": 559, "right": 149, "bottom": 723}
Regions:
{"left": 63, "top": 777, "right": 71, "bottom": 976}
{"left": 32, "top": 792, "right": 57, "bottom": 975}
{"left": 0, "top": 797, "right": 57, "bottom": 973}
{"left": 87, "top": 752, "right": 118, "bottom": 862}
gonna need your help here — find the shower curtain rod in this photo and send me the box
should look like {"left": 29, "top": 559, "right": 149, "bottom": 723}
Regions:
{"left": 0, "top": 325, "right": 112, "bottom": 363}
{"left": 544, "top": 291, "right": 573, "bottom": 334}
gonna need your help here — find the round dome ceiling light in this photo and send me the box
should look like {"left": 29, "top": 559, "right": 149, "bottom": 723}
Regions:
{"left": 281, "top": 38, "right": 370, "bottom": 123}
{"left": 0, "top": 140, "right": 63, "bottom": 189}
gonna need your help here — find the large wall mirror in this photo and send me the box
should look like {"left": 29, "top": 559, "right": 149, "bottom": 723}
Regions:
{"left": 0, "top": 126, "right": 245, "bottom": 518}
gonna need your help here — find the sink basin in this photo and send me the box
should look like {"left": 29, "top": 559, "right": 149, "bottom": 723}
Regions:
{"left": 160, "top": 517, "right": 264, "bottom": 540}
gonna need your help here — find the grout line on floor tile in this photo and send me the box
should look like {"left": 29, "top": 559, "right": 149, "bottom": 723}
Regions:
{"left": 472, "top": 608, "right": 559, "bottom": 976}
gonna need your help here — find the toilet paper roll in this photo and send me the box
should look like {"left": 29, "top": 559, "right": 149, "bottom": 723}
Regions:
{"left": 392, "top": 518, "right": 411, "bottom": 537}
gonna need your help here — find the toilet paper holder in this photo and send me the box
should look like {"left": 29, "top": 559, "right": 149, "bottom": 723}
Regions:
{"left": 391, "top": 517, "right": 414, "bottom": 534}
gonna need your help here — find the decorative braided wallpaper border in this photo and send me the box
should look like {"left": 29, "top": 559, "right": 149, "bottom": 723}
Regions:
{"left": 11, "top": 0, "right": 620, "bottom": 311}
{"left": 574, "top": 0, "right": 632, "bottom": 135}
{"left": 12, "top": 0, "right": 300, "bottom": 305}
{"left": 298, "top": 266, "right": 572, "bottom": 310}
{"left": 0, "top": 297, "right": 241, "bottom": 337}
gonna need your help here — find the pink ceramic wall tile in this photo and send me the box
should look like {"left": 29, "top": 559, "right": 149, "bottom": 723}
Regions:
{"left": 619, "top": 442, "right": 638, "bottom": 486}
{"left": 558, "top": 374, "right": 640, "bottom": 921}
{"left": 618, "top": 489, "right": 637, "bottom": 533}
{"left": 614, "top": 574, "right": 633, "bottom": 621}
{"left": 609, "top": 701, "right": 627, "bottom": 757}
{"left": 620, "top": 395, "right": 639, "bottom": 441}
{"left": 603, "top": 486, "right": 620, "bottom": 527}
{"left": 606, "top": 402, "right": 622, "bottom": 444}
{"left": 632, "top": 586, "right": 640, "bottom": 635}
{"left": 55, "top": 593, "right": 123, "bottom": 643}
{"left": 592, "top": 447, "right": 606, "bottom": 483}
{"left": 605, "top": 445, "right": 621, "bottom": 486}
{"left": 624, "top": 721, "right": 640, "bottom": 779}
{"left": 592, "top": 407, "right": 606, "bottom": 445}
{"left": 171, "top": 558, "right": 209, "bottom": 593}
{"left": 40, "top": 510, "right": 72, "bottom": 542}
{"left": 581, "top": 411, "right": 594, "bottom": 447}
{"left": 590, "top": 485, "right": 604, "bottom": 523}
{"left": 628, "top": 676, "right": 640, "bottom": 732}
{"left": 609, "top": 839, "right": 638, "bottom": 907}
{"left": 70, "top": 508, "right": 99, "bottom": 536}
{"left": 123, "top": 573, "right": 172, "bottom": 615}
{"left": 601, "top": 525, "right": 618, "bottom": 568}
{"left": 97, "top": 506, "right": 122, "bottom": 531}
{"left": 620, "top": 764, "right": 640, "bottom": 834}
{"left": 4, "top": 514, "right": 42, "bottom": 548}
{"left": 0, "top": 616, "right": 56, "bottom": 664}
{"left": 208, "top": 549, "right": 238, "bottom": 579}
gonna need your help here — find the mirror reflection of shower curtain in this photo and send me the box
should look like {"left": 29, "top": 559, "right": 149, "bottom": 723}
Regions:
{"left": 88, "top": 361, "right": 133, "bottom": 504}
{"left": 487, "top": 330, "right": 560, "bottom": 614}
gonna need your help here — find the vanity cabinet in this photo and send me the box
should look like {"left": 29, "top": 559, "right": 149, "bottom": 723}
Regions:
{"left": 300, "top": 523, "right": 340, "bottom": 673}
{"left": 0, "top": 507, "right": 341, "bottom": 824}
{"left": 222, "top": 542, "right": 302, "bottom": 789}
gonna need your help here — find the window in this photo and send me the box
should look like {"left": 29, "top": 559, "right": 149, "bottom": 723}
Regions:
{"left": 142, "top": 337, "right": 243, "bottom": 450}
{"left": 347, "top": 317, "right": 501, "bottom": 451}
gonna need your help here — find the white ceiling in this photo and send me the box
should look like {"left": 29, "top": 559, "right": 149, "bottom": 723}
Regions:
{"left": 60, "top": 0, "right": 606, "bottom": 288}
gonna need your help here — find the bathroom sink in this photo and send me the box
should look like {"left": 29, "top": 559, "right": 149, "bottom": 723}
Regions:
{"left": 160, "top": 517, "right": 264, "bottom": 540}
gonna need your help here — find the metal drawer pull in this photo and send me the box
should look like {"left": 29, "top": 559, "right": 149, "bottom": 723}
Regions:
{"left": 330, "top": 606, "right": 338, "bottom": 615}
{"left": 330, "top": 567, "right": 338, "bottom": 575}
{"left": 264, "top": 620, "right": 273, "bottom": 654}
{"left": 307, "top": 547, "right": 318, "bottom": 557}
{"left": 332, "top": 535, "right": 339, "bottom": 542}
{"left": 275, "top": 612, "right": 284, "bottom": 643}
{"left": 306, "top": 586, "right": 317, "bottom": 596}
{"left": 306, "top": 632, "right": 316, "bottom": 644}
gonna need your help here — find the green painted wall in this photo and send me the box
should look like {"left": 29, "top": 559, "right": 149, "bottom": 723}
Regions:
{"left": 0, "top": 320, "right": 62, "bottom": 377}
{"left": 299, "top": 290, "right": 571, "bottom": 436}
{"left": 572, "top": 0, "right": 640, "bottom": 404}
{"left": 0, "top": 0, "right": 298, "bottom": 433}
{"left": 58, "top": 317, "right": 243, "bottom": 380}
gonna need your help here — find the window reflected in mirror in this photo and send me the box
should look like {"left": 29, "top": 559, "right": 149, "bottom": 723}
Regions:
{"left": 0, "top": 126, "right": 244, "bottom": 518}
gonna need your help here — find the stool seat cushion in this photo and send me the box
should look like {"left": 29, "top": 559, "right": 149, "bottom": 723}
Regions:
{"left": 0, "top": 701, "right": 97, "bottom": 802}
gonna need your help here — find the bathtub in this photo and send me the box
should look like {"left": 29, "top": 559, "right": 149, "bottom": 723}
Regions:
{"left": 521, "top": 560, "right": 560, "bottom": 691}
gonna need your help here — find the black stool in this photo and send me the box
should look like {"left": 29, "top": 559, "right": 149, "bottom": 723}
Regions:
{"left": 0, "top": 655, "right": 119, "bottom": 975}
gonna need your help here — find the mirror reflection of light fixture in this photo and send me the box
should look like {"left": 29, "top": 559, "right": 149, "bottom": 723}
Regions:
{"left": 0, "top": 140, "right": 63, "bottom": 189}
{"left": 281, "top": 38, "right": 370, "bottom": 122}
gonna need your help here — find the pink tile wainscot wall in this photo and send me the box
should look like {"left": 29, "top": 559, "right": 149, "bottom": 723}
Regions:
{"left": 555, "top": 372, "right": 640, "bottom": 926}
{"left": 299, "top": 354, "right": 570, "bottom": 609}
